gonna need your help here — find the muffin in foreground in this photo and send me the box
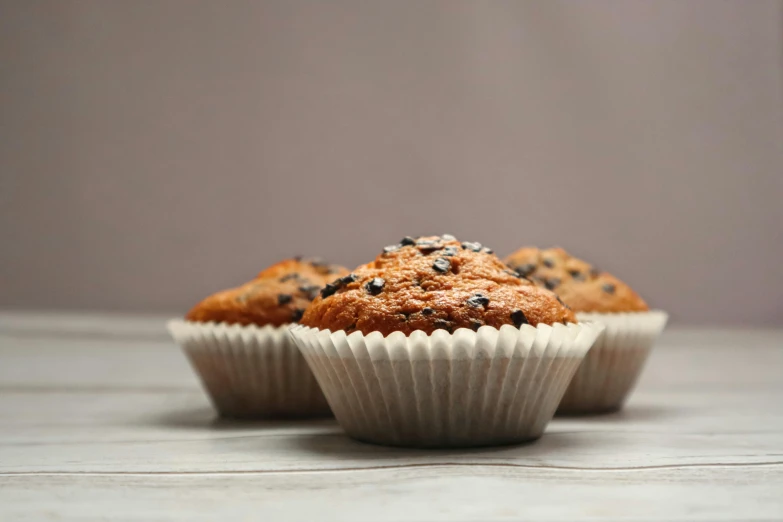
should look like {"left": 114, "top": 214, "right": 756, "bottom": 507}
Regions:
{"left": 168, "top": 258, "right": 348, "bottom": 419}
{"left": 505, "top": 247, "right": 667, "bottom": 414}
{"left": 290, "top": 235, "right": 603, "bottom": 448}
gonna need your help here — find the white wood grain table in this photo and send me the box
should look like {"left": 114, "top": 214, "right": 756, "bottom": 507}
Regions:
{"left": 0, "top": 312, "right": 781, "bottom": 521}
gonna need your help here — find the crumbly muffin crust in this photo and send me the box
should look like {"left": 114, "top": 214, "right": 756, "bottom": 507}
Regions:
{"left": 504, "top": 247, "right": 648, "bottom": 313}
{"left": 186, "top": 258, "right": 349, "bottom": 327}
{"left": 301, "top": 236, "right": 575, "bottom": 336}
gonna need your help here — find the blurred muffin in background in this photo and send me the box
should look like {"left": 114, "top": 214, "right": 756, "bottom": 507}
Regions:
{"left": 169, "top": 258, "right": 349, "bottom": 419}
{"left": 505, "top": 247, "right": 667, "bottom": 414}
{"left": 186, "top": 258, "right": 347, "bottom": 327}
{"left": 505, "top": 247, "right": 649, "bottom": 313}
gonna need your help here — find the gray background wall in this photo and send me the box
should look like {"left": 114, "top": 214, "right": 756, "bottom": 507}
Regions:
{"left": 1, "top": 0, "right": 782, "bottom": 325}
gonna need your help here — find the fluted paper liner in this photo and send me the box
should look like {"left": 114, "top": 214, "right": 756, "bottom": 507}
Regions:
{"left": 557, "top": 310, "right": 668, "bottom": 415}
{"left": 167, "top": 320, "right": 330, "bottom": 419}
{"left": 290, "top": 322, "right": 603, "bottom": 448}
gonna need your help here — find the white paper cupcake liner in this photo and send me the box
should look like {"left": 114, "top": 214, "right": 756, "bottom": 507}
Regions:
{"left": 290, "top": 322, "right": 604, "bottom": 448}
{"left": 557, "top": 310, "right": 668, "bottom": 415}
{"left": 167, "top": 320, "right": 330, "bottom": 419}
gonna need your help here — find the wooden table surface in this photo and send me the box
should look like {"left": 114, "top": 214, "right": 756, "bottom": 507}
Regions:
{"left": 0, "top": 312, "right": 781, "bottom": 521}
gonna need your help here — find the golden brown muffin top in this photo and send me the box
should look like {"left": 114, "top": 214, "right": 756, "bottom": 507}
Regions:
{"left": 300, "top": 235, "right": 575, "bottom": 336}
{"left": 504, "top": 247, "right": 648, "bottom": 313}
{"left": 186, "top": 258, "right": 349, "bottom": 327}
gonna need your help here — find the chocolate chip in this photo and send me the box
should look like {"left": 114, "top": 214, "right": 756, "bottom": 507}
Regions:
{"left": 339, "top": 274, "right": 358, "bottom": 285}
{"left": 482, "top": 247, "right": 494, "bottom": 254}
{"left": 433, "top": 319, "right": 453, "bottom": 333}
{"left": 568, "top": 269, "right": 584, "bottom": 281}
{"left": 432, "top": 257, "right": 451, "bottom": 273}
{"left": 603, "top": 283, "right": 616, "bottom": 294}
{"left": 365, "top": 277, "right": 385, "bottom": 295}
{"left": 470, "top": 321, "right": 482, "bottom": 331}
{"left": 461, "top": 241, "right": 482, "bottom": 252}
{"left": 320, "top": 283, "right": 339, "bottom": 299}
{"left": 346, "top": 323, "right": 356, "bottom": 331}
{"left": 466, "top": 293, "right": 490, "bottom": 308}
{"left": 590, "top": 266, "right": 601, "bottom": 278}
{"left": 321, "top": 273, "right": 357, "bottom": 298}
{"left": 515, "top": 263, "right": 536, "bottom": 277}
{"left": 442, "top": 246, "right": 459, "bottom": 257}
{"left": 441, "top": 234, "right": 456, "bottom": 241}
{"left": 422, "top": 307, "right": 434, "bottom": 316}
{"left": 504, "top": 269, "right": 521, "bottom": 278}
{"left": 400, "top": 236, "right": 417, "bottom": 246}
{"left": 299, "top": 285, "right": 320, "bottom": 300}
{"left": 293, "top": 255, "right": 303, "bottom": 262}
{"left": 277, "top": 294, "right": 292, "bottom": 305}
{"left": 309, "top": 258, "right": 328, "bottom": 268}
{"left": 291, "top": 308, "right": 305, "bottom": 322}
{"left": 510, "top": 310, "right": 528, "bottom": 328}
{"left": 542, "top": 258, "right": 555, "bottom": 268}
{"left": 383, "top": 244, "right": 401, "bottom": 254}
{"left": 545, "top": 278, "right": 561, "bottom": 290}
{"left": 416, "top": 239, "right": 444, "bottom": 254}
{"left": 279, "top": 273, "right": 299, "bottom": 282}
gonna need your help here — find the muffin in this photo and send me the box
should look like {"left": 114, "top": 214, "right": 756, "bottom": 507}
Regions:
{"left": 289, "top": 236, "right": 603, "bottom": 447}
{"left": 168, "top": 258, "right": 349, "bottom": 419}
{"left": 505, "top": 247, "right": 668, "bottom": 414}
